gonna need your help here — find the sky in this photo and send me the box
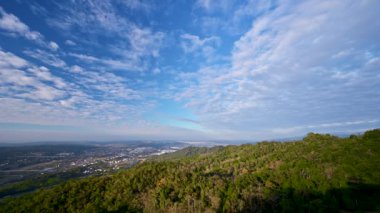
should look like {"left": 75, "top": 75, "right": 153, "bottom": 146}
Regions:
{"left": 0, "top": 0, "right": 379, "bottom": 142}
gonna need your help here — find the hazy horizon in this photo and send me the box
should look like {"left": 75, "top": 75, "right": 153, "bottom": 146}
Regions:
{"left": 1, "top": 0, "right": 379, "bottom": 142}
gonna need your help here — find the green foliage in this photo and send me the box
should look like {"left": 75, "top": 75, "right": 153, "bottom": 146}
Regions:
{"left": 1, "top": 129, "right": 380, "bottom": 212}
{"left": 363, "top": 128, "right": 380, "bottom": 142}
{"left": 0, "top": 167, "right": 89, "bottom": 198}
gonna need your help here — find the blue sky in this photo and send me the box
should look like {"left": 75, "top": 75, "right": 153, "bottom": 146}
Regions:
{"left": 0, "top": 0, "right": 379, "bottom": 142}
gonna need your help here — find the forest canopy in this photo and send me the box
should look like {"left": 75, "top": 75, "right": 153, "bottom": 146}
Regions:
{"left": 1, "top": 129, "right": 379, "bottom": 212}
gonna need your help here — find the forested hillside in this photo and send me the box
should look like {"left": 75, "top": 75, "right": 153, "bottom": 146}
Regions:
{"left": 1, "top": 130, "right": 380, "bottom": 212}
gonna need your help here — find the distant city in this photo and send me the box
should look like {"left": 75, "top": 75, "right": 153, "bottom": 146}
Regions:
{"left": 0, "top": 140, "right": 232, "bottom": 196}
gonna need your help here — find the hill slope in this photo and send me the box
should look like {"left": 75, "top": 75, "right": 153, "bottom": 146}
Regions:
{"left": 1, "top": 130, "right": 380, "bottom": 212}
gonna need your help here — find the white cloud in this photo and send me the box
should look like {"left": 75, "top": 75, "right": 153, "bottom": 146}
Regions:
{"left": 70, "top": 65, "right": 83, "bottom": 73}
{"left": 46, "top": 1, "right": 165, "bottom": 72}
{"left": 24, "top": 49, "right": 67, "bottom": 68}
{"left": 0, "top": 49, "right": 149, "bottom": 130}
{"left": 72, "top": 68, "right": 141, "bottom": 100}
{"left": 232, "top": 0, "right": 273, "bottom": 23}
{"left": 128, "top": 25, "right": 165, "bottom": 58}
{"left": 107, "top": 26, "right": 166, "bottom": 71}
{"left": 65, "top": 39, "right": 76, "bottom": 46}
{"left": 18, "top": 85, "right": 66, "bottom": 101}
{"left": 68, "top": 53, "right": 98, "bottom": 62}
{"left": 0, "top": 67, "right": 39, "bottom": 88}
{"left": 0, "top": 97, "right": 86, "bottom": 126}
{"left": 49, "top": 41, "right": 59, "bottom": 51}
{"left": 272, "top": 119, "right": 380, "bottom": 135}
{"left": 196, "top": 0, "right": 277, "bottom": 36}
{"left": 69, "top": 52, "right": 143, "bottom": 71}
{"left": 0, "top": 6, "right": 59, "bottom": 51}
{"left": 0, "top": 6, "right": 43, "bottom": 41}
{"left": 181, "top": 34, "right": 219, "bottom": 53}
{"left": 47, "top": 0, "right": 129, "bottom": 33}
{"left": 28, "top": 66, "right": 66, "bottom": 88}
{"left": 176, "top": 0, "right": 380, "bottom": 138}
{"left": 0, "top": 49, "right": 29, "bottom": 68}
{"left": 59, "top": 96, "right": 77, "bottom": 108}
{"left": 2, "top": 0, "right": 379, "bottom": 141}
{"left": 0, "top": 50, "right": 67, "bottom": 101}
{"left": 180, "top": 33, "right": 221, "bottom": 61}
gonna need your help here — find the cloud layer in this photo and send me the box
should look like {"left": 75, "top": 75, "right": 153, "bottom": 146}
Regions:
{"left": 177, "top": 0, "right": 380, "bottom": 138}
{"left": 0, "top": 0, "right": 379, "bottom": 142}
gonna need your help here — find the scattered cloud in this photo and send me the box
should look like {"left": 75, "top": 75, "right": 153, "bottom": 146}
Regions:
{"left": 49, "top": 41, "right": 59, "bottom": 51}
{"left": 127, "top": 25, "right": 165, "bottom": 58}
{"left": 0, "top": 50, "right": 67, "bottom": 101}
{"left": 28, "top": 66, "right": 66, "bottom": 88}
{"left": 0, "top": 48, "right": 29, "bottom": 68}
{"left": 73, "top": 68, "right": 141, "bottom": 100}
{"left": 272, "top": 119, "right": 380, "bottom": 135}
{"left": 69, "top": 52, "right": 141, "bottom": 71}
{"left": 18, "top": 84, "right": 66, "bottom": 101}
{"left": 24, "top": 49, "right": 67, "bottom": 68}
{"left": 180, "top": 33, "right": 221, "bottom": 61}
{"left": 196, "top": 0, "right": 276, "bottom": 36}
{"left": 0, "top": 51, "right": 153, "bottom": 136}
{"left": 0, "top": 6, "right": 59, "bottom": 51}
{"left": 65, "top": 39, "right": 76, "bottom": 46}
{"left": 45, "top": 1, "right": 165, "bottom": 72}
{"left": 0, "top": 0, "right": 379, "bottom": 141}
{"left": 181, "top": 34, "right": 220, "bottom": 53}
{"left": 70, "top": 65, "right": 83, "bottom": 73}
{"left": 66, "top": 25, "right": 165, "bottom": 72}
{"left": 176, "top": 0, "right": 380, "bottom": 138}
{"left": 47, "top": 0, "right": 129, "bottom": 33}
{"left": 0, "top": 6, "right": 43, "bottom": 41}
